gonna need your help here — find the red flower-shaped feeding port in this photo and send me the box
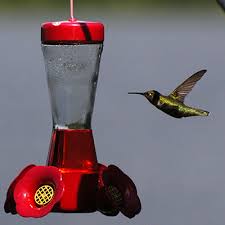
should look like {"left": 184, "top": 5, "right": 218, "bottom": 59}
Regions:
{"left": 4, "top": 165, "right": 64, "bottom": 218}
{"left": 97, "top": 164, "right": 141, "bottom": 218}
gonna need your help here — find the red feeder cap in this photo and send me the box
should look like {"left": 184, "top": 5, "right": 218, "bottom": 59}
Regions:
{"left": 41, "top": 19, "right": 104, "bottom": 44}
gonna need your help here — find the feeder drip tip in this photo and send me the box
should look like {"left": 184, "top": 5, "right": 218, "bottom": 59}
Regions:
{"left": 70, "top": 0, "right": 74, "bottom": 20}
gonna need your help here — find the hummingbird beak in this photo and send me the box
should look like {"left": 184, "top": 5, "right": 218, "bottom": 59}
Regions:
{"left": 128, "top": 92, "right": 145, "bottom": 95}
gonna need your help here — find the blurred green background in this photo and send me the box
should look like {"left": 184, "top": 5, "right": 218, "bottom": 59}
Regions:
{"left": 0, "top": 0, "right": 216, "bottom": 10}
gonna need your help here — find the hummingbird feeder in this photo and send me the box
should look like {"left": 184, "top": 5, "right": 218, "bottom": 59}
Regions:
{"left": 4, "top": 0, "right": 141, "bottom": 218}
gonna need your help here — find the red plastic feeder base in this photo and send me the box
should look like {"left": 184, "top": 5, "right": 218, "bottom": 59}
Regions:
{"left": 4, "top": 129, "right": 141, "bottom": 218}
{"left": 53, "top": 169, "right": 98, "bottom": 212}
{"left": 48, "top": 129, "right": 98, "bottom": 212}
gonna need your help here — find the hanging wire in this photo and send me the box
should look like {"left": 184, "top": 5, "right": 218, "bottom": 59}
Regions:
{"left": 70, "top": 0, "right": 74, "bottom": 20}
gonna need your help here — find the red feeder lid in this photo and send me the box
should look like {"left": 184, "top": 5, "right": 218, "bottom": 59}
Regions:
{"left": 41, "top": 18, "right": 104, "bottom": 44}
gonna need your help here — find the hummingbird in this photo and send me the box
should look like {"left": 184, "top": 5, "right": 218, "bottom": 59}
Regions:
{"left": 128, "top": 70, "right": 209, "bottom": 118}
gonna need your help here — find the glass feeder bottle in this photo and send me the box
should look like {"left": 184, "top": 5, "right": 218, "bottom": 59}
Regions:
{"left": 41, "top": 18, "right": 104, "bottom": 212}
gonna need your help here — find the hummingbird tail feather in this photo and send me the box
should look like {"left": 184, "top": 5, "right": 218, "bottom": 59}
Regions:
{"left": 200, "top": 110, "right": 209, "bottom": 116}
{"left": 204, "top": 111, "right": 210, "bottom": 116}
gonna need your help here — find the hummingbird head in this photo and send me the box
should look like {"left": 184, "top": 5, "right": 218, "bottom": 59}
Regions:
{"left": 143, "top": 90, "right": 155, "bottom": 101}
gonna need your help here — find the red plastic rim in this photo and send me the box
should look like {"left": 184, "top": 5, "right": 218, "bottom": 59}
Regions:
{"left": 41, "top": 18, "right": 104, "bottom": 44}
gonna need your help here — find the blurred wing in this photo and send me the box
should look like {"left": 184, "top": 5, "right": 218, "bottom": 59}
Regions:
{"left": 217, "top": 0, "right": 225, "bottom": 12}
{"left": 169, "top": 70, "right": 207, "bottom": 103}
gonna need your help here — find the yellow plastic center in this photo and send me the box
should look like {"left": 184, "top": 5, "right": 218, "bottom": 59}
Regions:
{"left": 34, "top": 185, "right": 54, "bottom": 206}
{"left": 108, "top": 185, "right": 123, "bottom": 205}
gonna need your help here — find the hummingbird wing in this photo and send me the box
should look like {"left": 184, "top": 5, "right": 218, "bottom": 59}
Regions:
{"left": 217, "top": 0, "right": 225, "bottom": 12}
{"left": 169, "top": 69, "right": 207, "bottom": 103}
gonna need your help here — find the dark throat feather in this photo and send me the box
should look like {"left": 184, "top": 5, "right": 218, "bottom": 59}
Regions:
{"left": 152, "top": 91, "right": 160, "bottom": 105}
